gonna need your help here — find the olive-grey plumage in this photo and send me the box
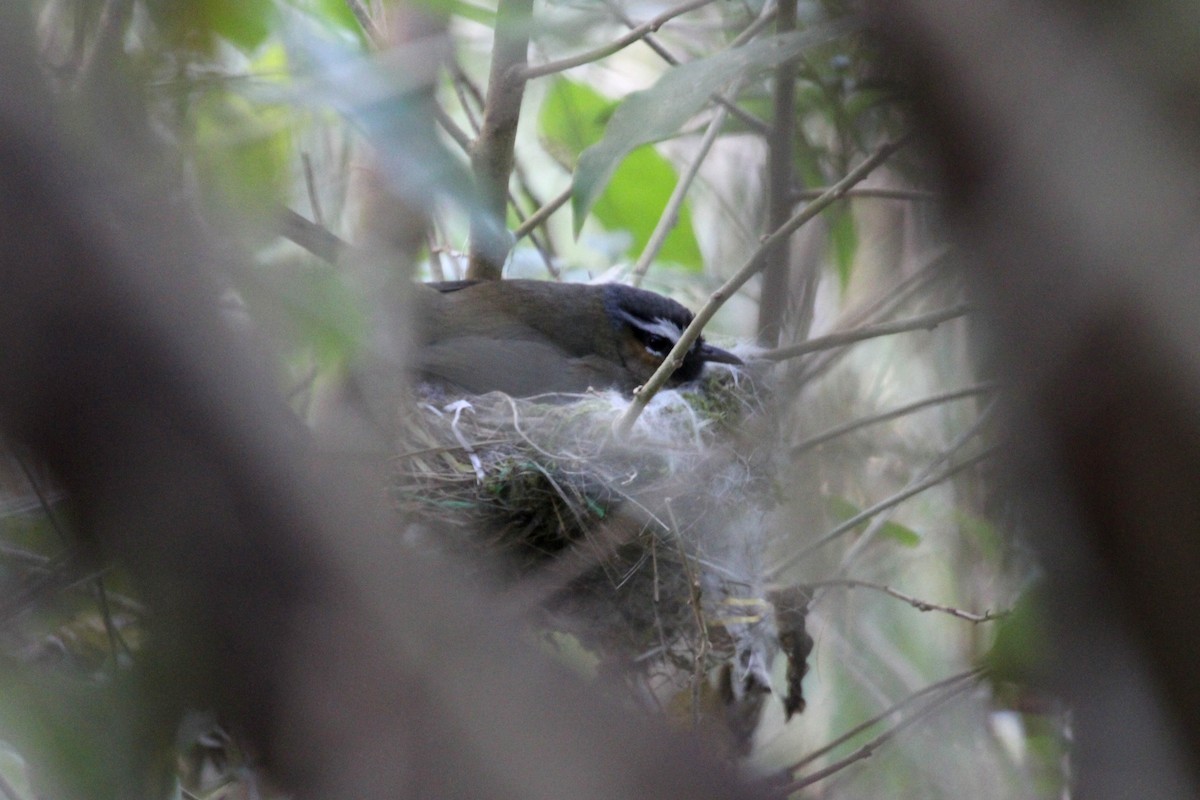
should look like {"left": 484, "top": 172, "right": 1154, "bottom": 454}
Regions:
{"left": 412, "top": 279, "right": 741, "bottom": 396}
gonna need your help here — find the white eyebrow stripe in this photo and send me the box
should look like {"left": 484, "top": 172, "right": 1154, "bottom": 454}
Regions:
{"left": 629, "top": 316, "right": 684, "bottom": 342}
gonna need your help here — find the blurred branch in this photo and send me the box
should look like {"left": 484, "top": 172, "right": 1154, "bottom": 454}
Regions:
{"left": 760, "top": 303, "right": 971, "bottom": 361}
{"left": 790, "top": 381, "right": 996, "bottom": 456}
{"left": 519, "top": 0, "right": 719, "bottom": 81}
{"left": 756, "top": 0, "right": 800, "bottom": 348}
{"left": 870, "top": 1, "right": 1200, "bottom": 790}
{"left": 467, "top": 0, "right": 534, "bottom": 279}
{"left": 617, "top": 136, "right": 908, "bottom": 433}
{"left": 632, "top": 102, "right": 732, "bottom": 285}
{"left": 779, "top": 668, "right": 985, "bottom": 794}
{"left": 433, "top": 101, "right": 474, "bottom": 153}
{"left": 772, "top": 443, "right": 997, "bottom": 579}
{"left": 791, "top": 245, "right": 955, "bottom": 387}
{"left": 792, "top": 186, "right": 938, "bottom": 202}
{"left": 833, "top": 400, "right": 999, "bottom": 574}
{"left": 345, "top": 0, "right": 386, "bottom": 47}
{"left": 73, "top": 0, "right": 132, "bottom": 93}
{"left": 278, "top": 207, "right": 353, "bottom": 264}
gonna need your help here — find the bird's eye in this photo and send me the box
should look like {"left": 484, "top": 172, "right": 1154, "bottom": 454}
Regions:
{"left": 644, "top": 334, "right": 671, "bottom": 355}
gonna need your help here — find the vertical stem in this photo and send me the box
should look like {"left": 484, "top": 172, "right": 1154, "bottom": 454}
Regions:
{"left": 467, "top": 0, "right": 534, "bottom": 281}
{"left": 756, "top": 0, "right": 798, "bottom": 346}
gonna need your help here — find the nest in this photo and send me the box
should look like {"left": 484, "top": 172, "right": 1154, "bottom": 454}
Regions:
{"left": 391, "top": 368, "right": 812, "bottom": 752}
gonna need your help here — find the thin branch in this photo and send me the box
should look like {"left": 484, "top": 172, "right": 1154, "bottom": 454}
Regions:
{"left": 278, "top": 207, "right": 353, "bottom": 264}
{"left": 519, "top": 0, "right": 719, "bottom": 81}
{"left": 450, "top": 60, "right": 484, "bottom": 134}
{"left": 73, "top": 0, "right": 133, "bottom": 93}
{"left": 760, "top": 303, "right": 971, "bottom": 362}
{"left": 507, "top": 187, "right": 560, "bottom": 277}
{"left": 514, "top": 186, "right": 571, "bottom": 241}
{"left": 468, "top": 0, "right": 535, "bottom": 279}
{"left": 779, "top": 668, "right": 985, "bottom": 794}
{"left": 616, "top": 137, "right": 909, "bottom": 434}
{"left": 783, "top": 680, "right": 973, "bottom": 793}
{"left": 808, "top": 579, "right": 1008, "bottom": 623}
{"left": 433, "top": 101, "right": 473, "bottom": 154}
{"left": 632, "top": 101, "right": 733, "bottom": 285}
{"left": 15, "top": 453, "right": 132, "bottom": 662}
{"left": 770, "top": 444, "right": 997, "bottom": 579}
{"left": 511, "top": 160, "right": 561, "bottom": 273}
{"left": 603, "top": 0, "right": 774, "bottom": 135}
{"left": 791, "top": 245, "right": 955, "bottom": 388}
{"left": 345, "top": 0, "right": 386, "bottom": 47}
{"left": 832, "top": 400, "right": 999, "bottom": 576}
{"left": 790, "top": 381, "right": 997, "bottom": 456}
{"left": 793, "top": 186, "right": 938, "bottom": 202}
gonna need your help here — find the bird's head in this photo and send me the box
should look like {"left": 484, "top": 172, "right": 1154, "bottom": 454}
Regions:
{"left": 602, "top": 284, "right": 743, "bottom": 387}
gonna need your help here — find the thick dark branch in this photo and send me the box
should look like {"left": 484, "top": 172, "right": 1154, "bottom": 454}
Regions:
{"left": 467, "top": 0, "right": 534, "bottom": 280}
{"left": 756, "top": 0, "right": 800, "bottom": 347}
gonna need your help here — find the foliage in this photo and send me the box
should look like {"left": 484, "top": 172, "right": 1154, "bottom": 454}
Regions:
{"left": 1, "top": 0, "right": 1052, "bottom": 798}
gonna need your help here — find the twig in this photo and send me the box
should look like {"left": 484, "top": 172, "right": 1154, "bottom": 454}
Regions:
{"left": 468, "top": 0, "right": 535, "bottom": 279}
{"left": 73, "top": 0, "right": 134, "bottom": 93}
{"left": 790, "top": 382, "right": 996, "bottom": 456}
{"left": 833, "top": 399, "right": 998, "bottom": 574}
{"left": 450, "top": 60, "right": 484, "bottom": 134}
{"left": 760, "top": 303, "right": 971, "bottom": 362}
{"left": 602, "top": 0, "right": 774, "bottom": 135}
{"left": 793, "top": 186, "right": 938, "bottom": 202}
{"left": 770, "top": 444, "right": 997, "bottom": 579}
{"left": 791, "top": 245, "right": 955, "bottom": 387}
{"left": 511, "top": 161, "right": 561, "bottom": 275}
{"left": 631, "top": 101, "right": 733, "bottom": 285}
{"left": 616, "top": 137, "right": 909, "bottom": 434}
{"left": 779, "top": 668, "right": 984, "bottom": 794}
{"left": 14, "top": 453, "right": 132, "bottom": 663}
{"left": 345, "top": 0, "right": 385, "bottom": 47}
{"left": 807, "top": 579, "right": 1007, "bottom": 623}
{"left": 514, "top": 186, "right": 571, "bottom": 241}
{"left": 278, "top": 207, "right": 353, "bottom": 264}
{"left": 519, "top": 0, "right": 719, "bottom": 81}
{"left": 433, "top": 101, "right": 474, "bottom": 154}
{"left": 301, "top": 152, "right": 325, "bottom": 226}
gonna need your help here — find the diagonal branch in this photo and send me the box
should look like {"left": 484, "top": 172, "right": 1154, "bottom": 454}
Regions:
{"left": 789, "top": 381, "right": 996, "bottom": 456}
{"left": 778, "top": 668, "right": 985, "bottom": 794}
{"left": 519, "top": 0, "right": 719, "bottom": 81}
{"left": 616, "top": 136, "right": 909, "bottom": 434}
{"left": 760, "top": 303, "right": 971, "bottom": 362}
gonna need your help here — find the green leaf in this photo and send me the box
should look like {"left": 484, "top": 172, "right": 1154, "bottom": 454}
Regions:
{"left": 541, "top": 78, "right": 702, "bottom": 269}
{"left": 828, "top": 204, "right": 858, "bottom": 289}
{"left": 210, "top": 0, "right": 274, "bottom": 49}
{"left": 539, "top": 77, "right": 611, "bottom": 158}
{"left": 192, "top": 89, "right": 294, "bottom": 217}
{"left": 573, "top": 24, "right": 853, "bottom": 232}
{"left": 595, "top": 149, "right": 703, "bottom": 269}
{"left": 283, "top": 0, "right": 364, "bottom": 39}
{"left": 982, "top": 583, "right": 1049, "bottom": 684}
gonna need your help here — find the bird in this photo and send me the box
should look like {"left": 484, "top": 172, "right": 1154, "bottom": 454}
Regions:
{"left": 411, "top": 279, "right": 742, "bottom": 397}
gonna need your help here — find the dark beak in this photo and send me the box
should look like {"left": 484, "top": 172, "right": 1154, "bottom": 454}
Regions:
{"left": 698, "top": 342, "right": 743, "bottom": 366}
